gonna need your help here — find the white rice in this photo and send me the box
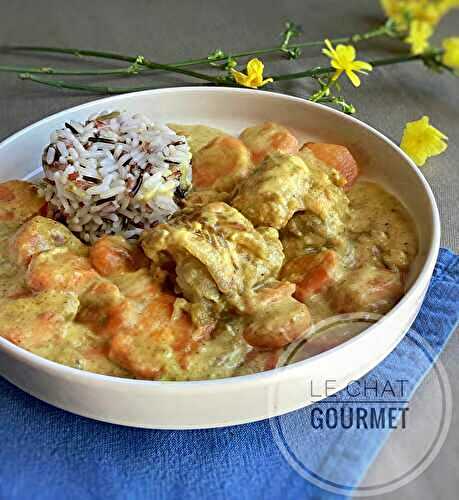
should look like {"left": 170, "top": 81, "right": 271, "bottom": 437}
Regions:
{"left": 39, "top": 110, "right": 192, "bottom": 243}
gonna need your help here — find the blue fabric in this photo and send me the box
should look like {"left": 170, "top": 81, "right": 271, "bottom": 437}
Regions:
{"left": 0, "top": 248, "right": 458, "bottom": 500}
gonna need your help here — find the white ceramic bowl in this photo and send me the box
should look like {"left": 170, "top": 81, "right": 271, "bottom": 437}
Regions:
{"left": 0, "top": 87, "right": 440, "bottom": 429}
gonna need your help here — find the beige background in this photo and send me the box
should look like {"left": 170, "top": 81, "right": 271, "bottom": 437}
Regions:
{"left": 0, "top": 1, "right": 458, "bottom": 499}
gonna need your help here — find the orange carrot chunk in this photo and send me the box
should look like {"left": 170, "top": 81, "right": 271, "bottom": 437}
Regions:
{"left": 281, "top": 250, "right": 338, "bottom": 303}
{"left": 89, "top": 235, "right": 148, "bottom": 277}
{"left": 305, "top": 143, "right": 359, "bottom": 189}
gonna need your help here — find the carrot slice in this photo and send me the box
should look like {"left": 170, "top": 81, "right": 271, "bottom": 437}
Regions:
{"left": 0, "top": 185, "right": 15, "bottom": 202}
{"left": 305, "top": 143, "right": 359, "bottom": 188}
{"left": 89, "top": 235, "right": 148, "bottom": 277}
{"left": 240, "top": 122, "right": 299, "bottom": 164}
{"left": 331, "top": 266, "right": 404, "bottom": 314}
{"left": 192, "top": 136, "right": 253, "bottom": 192}
{"left": 281, "top": 250, "right": 338, "bottom": 302}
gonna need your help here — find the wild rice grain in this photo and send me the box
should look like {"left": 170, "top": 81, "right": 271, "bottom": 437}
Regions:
{"left": 39, "top": 110, "right": 192, "bottom": 243}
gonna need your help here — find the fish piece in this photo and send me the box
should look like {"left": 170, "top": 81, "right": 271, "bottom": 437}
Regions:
{"left": 141, "top": 201, "right": 284, "bottom": 324}
{"left": 280, "top": 147, "right": 350, "bottom": 258}
{"left": 231, "top": 152, "right": 311, "bottom": 230}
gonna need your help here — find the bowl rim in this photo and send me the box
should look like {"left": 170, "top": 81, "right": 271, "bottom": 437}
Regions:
{"left": 0, "top": 86, "right": 441, "bottom": 389}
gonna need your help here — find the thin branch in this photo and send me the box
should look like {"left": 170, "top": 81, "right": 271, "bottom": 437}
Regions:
{"left": 270, "top": 52, "right": 436, "bottom": 81}
{"left": 2, "top": 48, "right": 223, "bottom": 84}
{"left": 18, "top": 50, "right": 444, "bottom": 95}
{"left": 1, "top": 23, "right": 395, "bottom": 76}
{"left": 0, "top": 64, "right": 143, "bottom": 76}
{"left": 17, "top": 73, "right": 185, "bottom": 94}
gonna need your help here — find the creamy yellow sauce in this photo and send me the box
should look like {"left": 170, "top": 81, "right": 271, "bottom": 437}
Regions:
{"left": 348, "top": 181, "right": 418, "bottom": 271}
{"left": 0, "top": 125, "right": 418, "bottom": 380}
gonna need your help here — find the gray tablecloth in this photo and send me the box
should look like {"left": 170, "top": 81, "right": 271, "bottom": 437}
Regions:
{"left": 0, "top": 1, "right": 458, "bottom": 499}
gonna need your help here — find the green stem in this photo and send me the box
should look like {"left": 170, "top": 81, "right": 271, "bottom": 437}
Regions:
{"left": 270, "top": 52, "right": 434, "bottom": 81}
{"left": 1, "top": 23, "right": 393, "bottom": 76}
{"left": 18, "top": 73, "right": 178, "bottom": 94}
{"left": 132, "top": 58, "right": 221, "bottom": 83}
{"left": 2, "top": 48, "right": 222, "bottom": 84}
{"left": 234, "top": 23, "right": 393, "bottom": 58}
{"left": 2, "top": 46, "right": 137, "bottom": 63}
{"left": 0, "top": 64, "right": 141, "bottom": 76}
{"left": 18, "top": 50, "right": 443, "bottom": 95}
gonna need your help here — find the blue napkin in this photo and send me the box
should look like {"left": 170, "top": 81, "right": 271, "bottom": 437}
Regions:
{"left": 0, "top": 248, "right": 458, "bottom": 500}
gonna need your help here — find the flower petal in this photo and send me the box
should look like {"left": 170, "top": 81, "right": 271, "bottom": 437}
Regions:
{"left": 322, "top": 48, "right": 335, "bottom": 58}
{"left": 331, "top": 69, "right": 344, "bottom": 82}
{"left": 405, "top": 20, "right": 433, "bottom": 55}
{"left": 336, "top": 44, "right": 356, "bottom": 62}
{"left": 323, "top": 39, "right": 371, "bottom": 86}
{"left": 346, "top": 69, "right": 361, "bottom": 87}
{"left": 382, "top": 0, "right": 451, "bottom": 29}
{"left": 324, "top": 39, "right": 336, "bottom": 56}
{"left": 231, "top": 69, "right": 250, "bottom": 87}
{"left": 400, "top": 115, "right": 448, "bottom": 167}
{"left": 352, "top": 60, "right": 373, "bottom": 72}
{"left": 231, "top": 58, "right": 271, "bottom": 88}
{"left": 247, "top": 58, "right": 264, "bottom": 77}
{"left": 330, "top": 59, "right": 342, "bottom": 70}
{"left": 261, "top": 77, "right": 274, "bottom": 87}
{"left": 442, "top": 37, "right": 459, "bottom": 69}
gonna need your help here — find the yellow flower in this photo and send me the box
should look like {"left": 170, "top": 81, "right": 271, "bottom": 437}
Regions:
{"left": 400, "top": 116, "right": 448, "bottom": 166}
{"left": 381, "top": 0, "right": 457, "bottom": 28}
{"left": 322, "top": 39, "right": 373, "bottom": 87}
{"left": 415, "top": 2, "right": 449, "bottom": 25}
{"left": 442, "top": 37, "right": 459, "bottom": 69}
{"left": 381, "top": 0, "right": 401, "bottom": 18}
{"left": 444, "top": 0, "right": 459, "bottom": 8}
{"left": 231, "top": 58, "right": 273, "bottom": 89}
{"left": 405, "top": 20, "right": 433, "bottom": 54}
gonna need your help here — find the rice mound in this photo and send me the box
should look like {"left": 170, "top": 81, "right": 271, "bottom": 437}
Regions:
{"left": 39, "top": 110, "right": 192, "bottom": 243}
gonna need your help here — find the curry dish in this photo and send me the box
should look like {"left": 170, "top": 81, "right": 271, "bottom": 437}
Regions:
{"left": 0, "top": 121, "right": 418, "bottom": 380}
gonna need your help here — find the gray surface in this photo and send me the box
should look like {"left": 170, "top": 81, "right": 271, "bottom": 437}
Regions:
{"left": 0, "top": 1, "right": 457, "bottom": 498}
